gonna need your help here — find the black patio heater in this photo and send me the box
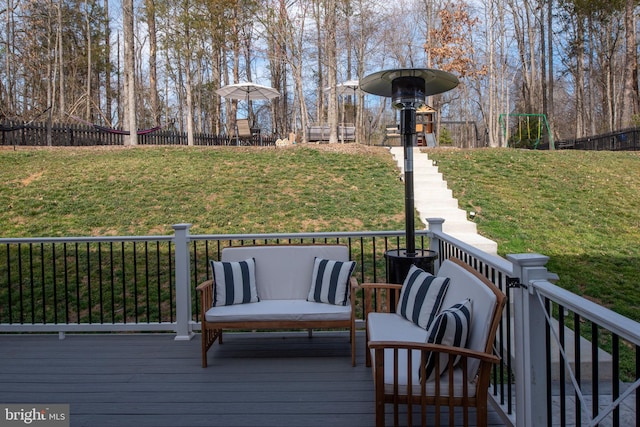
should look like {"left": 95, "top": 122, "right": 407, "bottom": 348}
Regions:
{"left": 361, "top": 68, "right": 458, "bottom": 283}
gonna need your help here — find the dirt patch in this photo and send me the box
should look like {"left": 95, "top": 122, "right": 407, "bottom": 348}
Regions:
{"left": 21, "top": 171, "right": 44, "bottom": 186}
{"left": 302, "top": 142, "right": 390, "bottom": 156}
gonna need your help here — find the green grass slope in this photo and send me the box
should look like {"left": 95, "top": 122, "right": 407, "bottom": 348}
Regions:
{"left": 428, "top": 148, "right": 640, "bottom": 321}
{"left": 0, "top": 145, "right": 405, "bottom": 237}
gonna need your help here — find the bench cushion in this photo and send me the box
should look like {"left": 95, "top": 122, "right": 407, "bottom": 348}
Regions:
{"left": 205, "top": 299, "right": 351, "bottom": 323}
{"left": 221, "top": 245, "right": 350, "bottom": 300}
{"left": 308, "top": 258, "right": 356, "bottom": 306}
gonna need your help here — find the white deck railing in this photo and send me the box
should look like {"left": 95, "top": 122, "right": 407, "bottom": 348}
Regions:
{"left": 1, "top": 220, "right": 637, "bottom": 427}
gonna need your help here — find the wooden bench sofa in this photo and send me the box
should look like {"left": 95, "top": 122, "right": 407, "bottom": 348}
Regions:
{"left": 363, "top": 257, "right": 506, "bottom": 427}
{"left": 197, "top": 244, "right": 358, "bottom": 367}
{"left": 306, "top": 124, "right": 356, "bottom": 142}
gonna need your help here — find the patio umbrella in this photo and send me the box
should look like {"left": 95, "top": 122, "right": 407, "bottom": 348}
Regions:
{"left": 216, "top": 82, "right": 280, "bottom": 103}
{"left": 216, "top": 82, "right": 280, "bottom": 128}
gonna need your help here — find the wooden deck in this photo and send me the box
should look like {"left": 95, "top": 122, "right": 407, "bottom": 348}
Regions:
{"left": 0, "top": 331, "right": 506, "bottom": 427}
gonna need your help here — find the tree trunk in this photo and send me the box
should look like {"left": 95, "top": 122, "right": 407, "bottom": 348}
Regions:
{"left": 57, "top": 1, "right": 65, "bottom": 120}
{"left": 123, "top": 0, "right": 137, "bottom": 145}
{"left": 85, "top": 0, "right": 92, "bottom": 121}
{"left": 325, "top": 0, "right": 338, "bottom": 143}
{"left": 145, "top": 0, "right": 159, "bottom": 125}
{"left": 620, "top": 0, "right": 637, "bottom": 127}
{"left": 547, "top": 0, "right": 555, "bottom": 145}
{"left": 185, "top": 54, "right": 194, "bottom": 146}
{"left": 575, "top": 17, "right": 585, "bottom": 138}
{"left": 104, "top": 0, "right": 112, "bottom": 123}
{"left": 314, "top": 1, "right": 324, "bottom": 126}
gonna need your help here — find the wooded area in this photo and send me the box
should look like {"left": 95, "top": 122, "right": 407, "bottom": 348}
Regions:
{"left": 0, "top": 0, "right": 638, "bottom": 147}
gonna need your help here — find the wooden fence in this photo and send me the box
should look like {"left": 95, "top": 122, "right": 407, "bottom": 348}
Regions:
{"left": 0, "top": 121, "right": 277, "bottom": 147}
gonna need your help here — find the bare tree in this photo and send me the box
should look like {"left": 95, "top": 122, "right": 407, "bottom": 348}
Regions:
{"left": 426, "top": 0, "right": 486, "bottom": 147}
{"left": 144, "top": 0, "right": 160, "bottom": 125}
{"left": 104, "top": 0, "right": 113, "bottom": 124}
{"left": 620, "top": 0, "right": 638, "bottom": 127}
{"left": 123, "top": 0, "right": 138, "bottom": 144}
{"left": 325, "top": 0, "right": 339, "bottom": 143}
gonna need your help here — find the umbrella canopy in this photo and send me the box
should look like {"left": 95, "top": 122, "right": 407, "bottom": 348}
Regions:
{"left": 335, "top": 79, "right": 359, "bottom": 96}
{"left": 324, "top": 80, "right": 360, "bottom": 96}
{"left": 216, "top": 82, "right": 280, "bottom": 101}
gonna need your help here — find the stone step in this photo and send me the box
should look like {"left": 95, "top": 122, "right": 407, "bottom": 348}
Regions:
{"left": 388, "top": 146, "right": 498, "bottom": 255}
{"left": 445, "top": 232, "right": 498, "bottom": 253}
{"left": 416, "top": 204, "right": 476, "bottom": 222}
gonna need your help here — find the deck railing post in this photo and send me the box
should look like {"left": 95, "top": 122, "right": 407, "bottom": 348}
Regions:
{"left": 173, "top": 223, "right": 195, "bottom": 341}
{"left": 427, "top": 218, "right": 444, "bottom": 271}
{"left": 507, "top": 253, "right": 551, "bottom": 427}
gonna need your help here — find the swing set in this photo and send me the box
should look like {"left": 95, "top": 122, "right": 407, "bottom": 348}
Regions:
{"left": 499, "top": 113, "right": 554, "bottom": 149}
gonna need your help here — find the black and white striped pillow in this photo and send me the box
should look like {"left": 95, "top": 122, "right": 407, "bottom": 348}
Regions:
{"left": 423, "top": 298, "right": 473, "bottom": 381}
{"left": 397, "top": 265, "right": 450, "bottom": 330}
{"left": 210, "top": 258, "right": 259, "bottom": 306}
{"left": 308, "top": 258, "right": 356, "bottom": 306}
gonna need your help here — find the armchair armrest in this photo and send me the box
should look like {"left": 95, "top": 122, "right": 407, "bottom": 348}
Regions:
{"left": 349, "top": 276, "right": 359, "bottom": 307}
{"left": 368, "top": 339, "right": 501, "bottom": 398}
{"left": 361, "top": 282, "right": 402, "bottom": 317}
{"left": 368, "top": 340, "right": 500, "bottom": 365}
{"left": 196, "top": 279, "right": 214, "bottom": 322}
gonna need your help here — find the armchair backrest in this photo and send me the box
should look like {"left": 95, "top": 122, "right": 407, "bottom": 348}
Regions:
{"left": 437, "top": 257, "right": 507, "bottom": 377}
{"left": 236, "top": 119, "right": 252, "bottom": 137}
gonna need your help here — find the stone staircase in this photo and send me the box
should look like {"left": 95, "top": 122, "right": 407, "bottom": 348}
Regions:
{"left": 389, "top": 147, "right": 498, "bottom": 254}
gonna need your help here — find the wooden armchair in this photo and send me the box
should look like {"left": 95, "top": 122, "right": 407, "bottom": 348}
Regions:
{"left": 364, "top": 258, "right": 507, "bottom": 427}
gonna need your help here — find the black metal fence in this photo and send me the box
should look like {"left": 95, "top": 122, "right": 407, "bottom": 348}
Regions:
{"left": 0, "top": 237, "right": 175, "bottom": 326}
{"left": 0, "top": 121, "right": 277, "bottom": 147}
{"left": 546, "top": 127, "right": 640, "bottom": 151}
{"left": 0, "top": 231, "right": 433, "bottom": 328}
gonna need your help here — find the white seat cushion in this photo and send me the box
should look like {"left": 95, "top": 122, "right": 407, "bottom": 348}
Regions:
{"left": 205, "top": 299, "right": 351, "bottom": 323}
{"left": 368, "top": 312, "right": 476, "bottom": 398}
{"left": 368, "top": 312, "right": 429, "bottom": 343}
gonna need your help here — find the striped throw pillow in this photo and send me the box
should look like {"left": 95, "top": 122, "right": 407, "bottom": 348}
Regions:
{"left": 397, "top": 265, "right": 450, "bottom": 330}
{"left": 308, "top": 258, "right": 356, "bottom": 306}
{"left": 210, "top": 258, "right": 259, "bottom": 306}
{"left": 423, "top": 298, "right": 473, "bottom": 381}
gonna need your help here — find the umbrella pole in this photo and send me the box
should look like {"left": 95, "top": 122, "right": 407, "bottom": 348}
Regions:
{"left": 341, "top": 96, "right": 345, "bottom": 144}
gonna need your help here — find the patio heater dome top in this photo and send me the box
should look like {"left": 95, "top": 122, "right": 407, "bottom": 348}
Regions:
{"left": 360, "top": 68, "right": 459, "bottom": 109}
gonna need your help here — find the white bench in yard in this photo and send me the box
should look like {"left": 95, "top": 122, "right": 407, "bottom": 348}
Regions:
{"left": 197, "top": 245, "right": 358, "bottom": 367}
{"left": 363, "top": 257, "right": 506, "bottom": 427}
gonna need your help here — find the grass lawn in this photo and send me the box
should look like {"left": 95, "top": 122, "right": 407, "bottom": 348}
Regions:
{"left": 0, "top": 145, "right": 405, "bottom": 237}
{"left": 428, "top": 148, "right": 640, "bottom": 323}
{"left": 1, "top": 144, "right": 638, "bottom": 325}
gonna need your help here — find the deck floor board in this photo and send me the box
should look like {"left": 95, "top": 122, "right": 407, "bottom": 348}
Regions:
{"left": 0, "top": 331, "right": 505, "bottom": 427}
